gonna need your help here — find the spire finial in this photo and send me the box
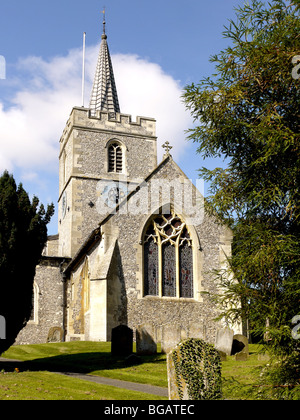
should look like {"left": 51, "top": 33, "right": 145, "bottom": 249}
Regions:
{"left": 89, "top": 8, "right": 120, "bottom": 115}
{"left": 162, "top": 141, "right": 173, "bottom": 157}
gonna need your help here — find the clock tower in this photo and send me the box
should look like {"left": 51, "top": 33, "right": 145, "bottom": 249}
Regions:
{"left": 57, "top": 17, "right": 157, "bottom": 257}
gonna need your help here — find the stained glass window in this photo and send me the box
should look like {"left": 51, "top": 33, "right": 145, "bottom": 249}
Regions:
{"left": 29, "top": 289, "right": 35, "bottom": 321}
{"left": 144, "top": 237, "right": 159, "bottom": 296}
{"left": 143, "top": 211, "right": 194, "bottom": 298}
{"left": 162, "top": 242, "right": 176, "bottom": 297}
{"left": 179, "top": 241, "right": 193, "bottom": 298}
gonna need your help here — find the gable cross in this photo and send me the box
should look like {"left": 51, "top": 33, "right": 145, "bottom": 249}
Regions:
{"left": 162, "top": 141, "right": 173, "bottom": 156}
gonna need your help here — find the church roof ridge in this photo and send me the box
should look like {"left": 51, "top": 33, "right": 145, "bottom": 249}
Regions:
{"left": 89, "top": 11, "right": 120, "bottom": 115}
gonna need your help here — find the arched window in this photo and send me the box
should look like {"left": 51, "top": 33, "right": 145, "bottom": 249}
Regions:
{"left": 108, "top": 142, "right": 123, "bottom": 173}
{"left": 143, "top": 212, "right": 193, "bottom": 298}
{"left": 29, "top": 282, "right": 39, "bottom": 323}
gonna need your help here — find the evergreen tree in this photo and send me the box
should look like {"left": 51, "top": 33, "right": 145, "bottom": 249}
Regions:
{"left": 184, "top": 0, "right": 299, "bottom": 369}
{"left": 0, "top": 171, "right": 54, "bottom": 354}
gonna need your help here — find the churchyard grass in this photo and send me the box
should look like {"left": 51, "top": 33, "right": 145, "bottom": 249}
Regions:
{"left": 221, "top": 345, "right": 270, "bottom": 399}
{"left": 0, "top": 371, "right": 166, "bottom": 400}
{"left": 0, "top": 342, "right": 287, "bottom": 400}
{"left": 0, "top": 341, "right": 168, "bottom": 400}
{"left": 2, "top": 341, "right": 168, "bottom": 387}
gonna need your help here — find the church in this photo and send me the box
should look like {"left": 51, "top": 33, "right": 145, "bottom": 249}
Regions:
{"left": 16, "top": 17, "right": 237, "bottom": 347}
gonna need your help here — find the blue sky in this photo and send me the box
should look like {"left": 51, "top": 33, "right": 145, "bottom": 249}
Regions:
{"left": 0, "top": 0, "right": 246, "bottom": 234}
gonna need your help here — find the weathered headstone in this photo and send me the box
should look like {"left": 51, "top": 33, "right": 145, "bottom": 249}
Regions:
{"left": 215, "top": 327, "right": 234, "bottom": 355}
{"left": 167, "top": 350, "right": 189, "bottom": 400}
{"left": 181, "top": 327, "right": 188, "bottom": 341}
{"left": 167, "top": 338, "right": 222, "bottom": 400}
{"left": 188, "top": 322, "right": 206, "bottom": 340}
{"left": 231, "top": 334, "right": 249, "bottom": 361}
{"left": 0, "top": 315, "right": 5, "bottom": 339}
{"left": 257, "top": 353, "right": 270, "bottom": 361}
{"left": 161, "top": 323, "right": 181, "bottom": 354}
{"left": 47, "top": 326, "right": 63, "bottom": 343}
{"left": 136, "top": 324, "right": 157, "bottom": 355}
{"left": 235, "top": 352, "right": 248, "bottom": 361}
{"left": 111, "top": 325, "right": 133, "bottom": 356}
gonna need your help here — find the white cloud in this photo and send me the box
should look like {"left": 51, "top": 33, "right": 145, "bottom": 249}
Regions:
{"left": 112, "top": 54, "right": 193, "bottom": 161}
{"left": 0, "top": 44, "right": 193, "bottom": 176}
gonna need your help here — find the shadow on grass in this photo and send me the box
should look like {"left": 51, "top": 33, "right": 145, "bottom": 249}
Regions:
{"left": 0, "top": 352, "right": 166, "bottom": 376}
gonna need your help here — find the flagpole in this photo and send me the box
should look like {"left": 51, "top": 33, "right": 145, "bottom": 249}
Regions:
{"left": 82, "top": 32, "right": 86, "bottom": 107}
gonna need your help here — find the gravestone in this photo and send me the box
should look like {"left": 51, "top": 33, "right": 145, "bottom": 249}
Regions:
{"left": 235, "top": 352, "right": 248, "bottom": 361}
{"left": 188, "top": 322, "right": 206, "bottom": 340}
{"left": 47, "top": 326, "right": 63, "bottom": 343}
{"left": 167, "top": 350, "right": 189, "bottom": 400}
{"left": 167, "top": 338, "right": 222, "bottom": 400}
{"left": 0, "top": 316, "right": 5, "bottom": 339}
{"left": 136, "top": 324, "right": 157, "bottom": 355}
{"left": 215, "top": 327, "right": 234, "bottom": 355}
{"left": 111, "top": 325, "right": 133, "bottom": 356}
{"left": 231, "top": 334, "right": 249, "bottom": 361}
{"left": 161, "top": 324, "right": 181, "bottom": 354}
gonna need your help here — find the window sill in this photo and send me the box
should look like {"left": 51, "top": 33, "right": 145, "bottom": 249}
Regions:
{"left": 27, "top": 320, "right": 39, "bottom": 325}
{"left": 142, "top": 295, "right": 198, "bottom": 303}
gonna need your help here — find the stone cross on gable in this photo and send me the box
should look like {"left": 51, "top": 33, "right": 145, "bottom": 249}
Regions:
{"left": 162, "top": 141, "right": 173, "bottom": 157}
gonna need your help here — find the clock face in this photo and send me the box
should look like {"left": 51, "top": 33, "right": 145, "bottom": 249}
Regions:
{"left": 62, "top": 191, "right": 67, "bottom": 218}
{"left": 96, "top": 180, "right": 128, "bottom": 212}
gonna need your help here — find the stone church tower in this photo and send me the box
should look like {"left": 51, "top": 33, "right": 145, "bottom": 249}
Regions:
{"left": 57, "top": 19, "right": 157, "bottom": 258}
{"left": 16, "top": 17, "right": 238, "bottom": 346}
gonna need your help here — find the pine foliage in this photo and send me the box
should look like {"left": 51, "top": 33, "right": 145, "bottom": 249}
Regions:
{"left": 0, "top": 171, "right": 54, "bottom": 354}
{"left": 183, "top": 0, "right": 300, "bottom": 362}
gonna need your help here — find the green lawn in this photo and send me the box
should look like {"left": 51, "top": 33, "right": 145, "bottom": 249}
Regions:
{"left": 0, "top": 341, "right": 280, "bottom": 400}
{"left": 1, "top": 341, "right": 168, "bottom": 400}
{"left": 221, "top": 345, "right": 271, "bottom": 399}
{"left": 0, "top": 371, "right": 166, "bottom": 400}
{"left": 2, "top": 341, "right": 168, "bottom": 386}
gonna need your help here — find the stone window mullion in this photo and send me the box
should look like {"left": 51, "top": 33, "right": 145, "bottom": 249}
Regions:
{"left": 143, "top": 212, "right": 193, "bottom": 299}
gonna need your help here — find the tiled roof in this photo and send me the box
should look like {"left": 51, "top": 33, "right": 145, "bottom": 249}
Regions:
{"left": 89, "top": 25, "right": 120, "bottom": 115}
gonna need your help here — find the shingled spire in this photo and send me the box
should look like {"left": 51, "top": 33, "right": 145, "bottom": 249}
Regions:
{"left": 89, "top": 12, "right": 120, "bottom": 115}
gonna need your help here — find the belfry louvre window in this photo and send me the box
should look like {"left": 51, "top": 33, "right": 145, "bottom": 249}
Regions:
{"left": 143, "top": 212, "right": 193, "bottom": 298}
{"left": 108, "top": 142, "right": 123, "bottom": 173}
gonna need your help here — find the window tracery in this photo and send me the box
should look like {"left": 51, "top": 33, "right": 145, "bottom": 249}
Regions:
{"left": 143, "top": 212, "right": 193, "bottom": 298}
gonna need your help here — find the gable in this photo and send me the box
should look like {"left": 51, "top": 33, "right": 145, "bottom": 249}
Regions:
{"left": 98, "top": 155, "right": 205, "bottom": 228}
{"left": 65, "top": 155, "right": 231, "bottom": 274}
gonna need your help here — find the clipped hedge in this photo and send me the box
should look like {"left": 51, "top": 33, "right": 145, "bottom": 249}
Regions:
{"left": 170, "top": 338, "right": 222, "bottom": 400}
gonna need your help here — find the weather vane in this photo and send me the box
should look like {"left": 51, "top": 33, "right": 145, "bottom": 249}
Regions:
{"left": 101, "top": 7, "right": 106, "bottom": 35}
{"left": 162, "top": 141, "right": 173, "bottom": 156}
